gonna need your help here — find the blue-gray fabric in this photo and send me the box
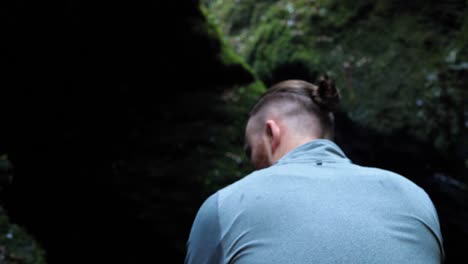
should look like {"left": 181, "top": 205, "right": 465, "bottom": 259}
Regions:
{"left": 185, "top": 139, "right": 444, "bottom": 264}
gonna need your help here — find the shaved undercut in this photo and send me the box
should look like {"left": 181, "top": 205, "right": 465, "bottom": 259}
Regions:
{"left": 249, "top": 79, "right": 339, "bottom": 140}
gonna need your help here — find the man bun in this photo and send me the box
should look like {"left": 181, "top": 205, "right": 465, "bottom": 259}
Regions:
{"left": 310, "top": 75, "right": 341, "bottom": 112}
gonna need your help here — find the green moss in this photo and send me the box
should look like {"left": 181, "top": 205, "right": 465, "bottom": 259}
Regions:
{"left": 202, "top": 80, "right": 265, "bottom": 193}
{"left": 169, "top": 4, "right": 268, "bottom": 195}
{"left": 207, "top": 0, "right": 467, "bottom": 159}
{"left": 200, "top": 4, "right": 257, "bottom": 79}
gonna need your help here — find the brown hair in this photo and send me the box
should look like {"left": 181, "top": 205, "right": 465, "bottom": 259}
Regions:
{"left": 249, "top": 76, "right": 341, "bottom": 138}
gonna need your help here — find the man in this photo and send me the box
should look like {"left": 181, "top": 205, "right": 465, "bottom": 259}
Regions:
{"left": 185, "top": 77, "right": 445, "bottom": 263}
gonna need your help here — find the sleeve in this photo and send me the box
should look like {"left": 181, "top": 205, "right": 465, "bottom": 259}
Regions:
{"left": 411, "top": 185, "right": 446, "bottom": 263}
{"left": 185, "top": 192, "right": 223, "bottom": 264}
{"left": 422, "top": 193, "right": 446, "bottom": 263}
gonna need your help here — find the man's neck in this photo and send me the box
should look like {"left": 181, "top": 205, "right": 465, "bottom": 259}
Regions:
{"left": 273, "top": 135, "right": 319, "bottom": 164}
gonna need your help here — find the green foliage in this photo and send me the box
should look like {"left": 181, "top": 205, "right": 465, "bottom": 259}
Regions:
{"left": 0, "top": 208, "right": 46, "bottom": 264}
{"left": 248, "top": 19, "right": 296, "bottom": 80}
{"left": 0, "top": 156, "right": 46, "bottom": 264}
{"left": 414, "top": 50, "right": 468, "bottom": 156}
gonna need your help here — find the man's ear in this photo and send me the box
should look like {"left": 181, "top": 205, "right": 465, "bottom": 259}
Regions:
{"left": 265, "top": 119, "right": 281, "bottom": 153}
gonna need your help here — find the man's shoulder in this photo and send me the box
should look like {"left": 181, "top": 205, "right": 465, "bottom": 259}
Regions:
{"left": 218, "top": 169, "right": 266, "bottom": 194}
{"left": 358, "top": 165, "right": 433, "bottom": 205}
{"left": 358, "top": 165, "right": 419, "bottom": 187}
{"left": 362, "top": 166, "right": 444, "bottom": 256}
{"left": 215, "top": 166, "right": 280, "bottom": 207}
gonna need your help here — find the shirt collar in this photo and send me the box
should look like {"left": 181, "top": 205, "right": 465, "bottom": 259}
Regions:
{"left": 276, "top": 139, "right": 351, "bottom": 164}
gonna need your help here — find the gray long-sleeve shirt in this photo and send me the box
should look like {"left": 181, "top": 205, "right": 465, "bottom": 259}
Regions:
{"left": 185, "top": 139, "right": 444, "bottom": 264}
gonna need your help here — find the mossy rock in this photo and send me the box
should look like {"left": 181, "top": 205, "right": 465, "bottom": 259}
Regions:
{"left": 206, "top": 0, "right": 467, "bottom": 181}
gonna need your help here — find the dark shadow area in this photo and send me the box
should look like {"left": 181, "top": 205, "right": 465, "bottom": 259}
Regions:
{"left": 2, "top": 1, "right": 254, "bottom": 263}
{"left": 1, "top": 0, "right": 467, "bottom": 263}
{"left": 265, "top": 61, "right": 318, "bottom": 87}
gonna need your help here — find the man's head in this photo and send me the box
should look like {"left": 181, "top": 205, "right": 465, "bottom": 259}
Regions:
{"left": 245, "top": 76, "right": 340, "bottom": 170}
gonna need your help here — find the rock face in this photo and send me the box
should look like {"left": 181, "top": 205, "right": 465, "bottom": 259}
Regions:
{"left": 207, "top": 0, "right": 468, "bottom": 166}
{"left": 3, "top": 1, "right": 262, "bottom": 263}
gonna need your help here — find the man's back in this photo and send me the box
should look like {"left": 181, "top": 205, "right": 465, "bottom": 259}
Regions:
{"left": 185, "top": 140, "right": 444, "bottom": 264}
